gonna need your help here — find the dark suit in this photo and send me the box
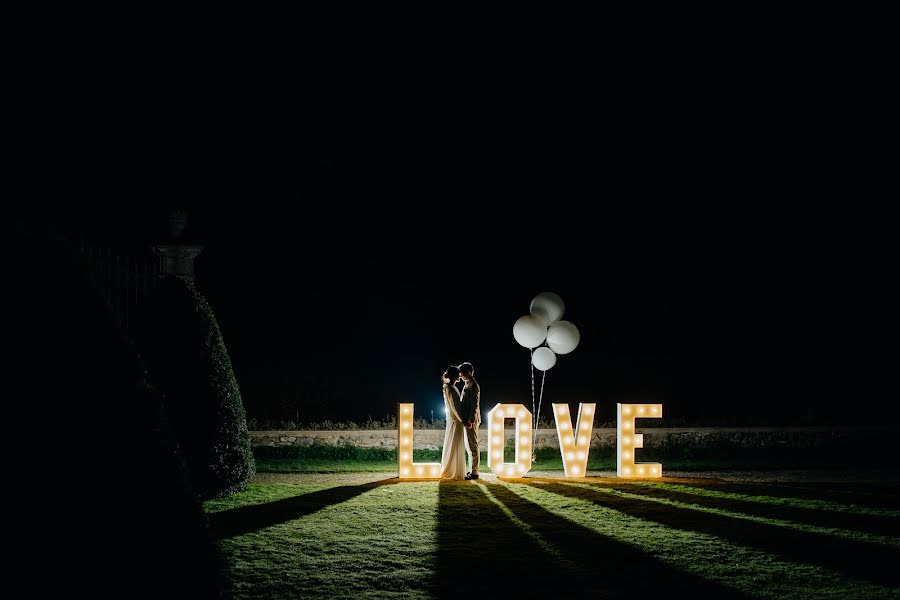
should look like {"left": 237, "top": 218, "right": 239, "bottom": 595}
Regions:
{"left": 460, "top": 378, "right": 481, "bottom": 473}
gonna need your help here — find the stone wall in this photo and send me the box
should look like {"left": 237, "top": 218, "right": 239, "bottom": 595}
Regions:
{"left": 251, "top": 426, "right": 895, "bottom": 450}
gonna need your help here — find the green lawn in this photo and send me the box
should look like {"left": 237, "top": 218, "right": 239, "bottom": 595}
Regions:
{"left": 253, "top": 447, "right": 882, "bottom": 474}
{"left": 254, "top": 455, "right": 874, "bottom": 474}
{"left": 205, "top": 473, "right": 900, "bottom": 599}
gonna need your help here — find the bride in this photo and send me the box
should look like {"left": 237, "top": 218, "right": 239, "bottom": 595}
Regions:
{"left": 440, "top": 365, "right": 466, "bottom": 480}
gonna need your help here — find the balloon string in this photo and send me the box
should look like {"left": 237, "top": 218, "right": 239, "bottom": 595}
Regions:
{"left": 536, "top": 369, "right": 547, "bottom": 445}
{"left": 530, "top": 349, "right": 536, "bottom": 423}
{"left": 530, "top": 349, "right": 536, "bottom": 456}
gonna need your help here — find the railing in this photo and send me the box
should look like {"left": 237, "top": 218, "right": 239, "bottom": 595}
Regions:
{"left": 75, "top": 240, "right": 159, "bottom": 331}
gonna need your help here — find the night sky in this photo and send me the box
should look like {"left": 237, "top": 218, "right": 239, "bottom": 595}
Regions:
{"left": 25, "top": 141, "right": 895, "bottom": 427}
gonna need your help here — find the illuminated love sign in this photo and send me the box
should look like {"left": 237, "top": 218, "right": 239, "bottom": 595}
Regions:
{"left": 553, "top": 403, "right": 595, "bottom": 478}
{"left": 397, "top": 403, "right": 441, "bottom": 479}
{"left": 398, "top": 401, "right": 664, "bottom": 479}
{"left": 487, "top": 404, "right": 532, "bottom": 478}
{"left": 616, "top": 403, "right": 662, "bottom": 478}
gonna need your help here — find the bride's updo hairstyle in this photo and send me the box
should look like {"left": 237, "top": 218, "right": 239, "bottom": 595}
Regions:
{"left": 442, "top": 365, "right": 460, "bottom": 383}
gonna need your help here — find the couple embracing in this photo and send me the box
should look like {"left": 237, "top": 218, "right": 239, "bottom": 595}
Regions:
{"left": 440, "top": 362, "right": 480, "bottom": 480}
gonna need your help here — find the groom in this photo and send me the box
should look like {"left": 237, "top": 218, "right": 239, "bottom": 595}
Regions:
{"left": 459, "top": 362, "right": 481, "bottom": 480}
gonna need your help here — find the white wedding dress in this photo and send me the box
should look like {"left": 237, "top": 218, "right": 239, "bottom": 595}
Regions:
{"left": 441, "top": 383, "right": 466, "bottom": 480}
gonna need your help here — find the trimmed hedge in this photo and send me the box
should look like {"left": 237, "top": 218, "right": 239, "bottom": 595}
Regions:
{"left": 10, "top": 224, "right": 223, "bottom": 596}
{"left": 135, "top": 276, "right": 255, "bottom": 499}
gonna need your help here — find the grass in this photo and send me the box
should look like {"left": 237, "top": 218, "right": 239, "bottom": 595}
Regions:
{"left": 253, "top": 446, "right": 883, "bottom": 474}
{"left": 205, "top": 473, "right": 900, "bottom": 599}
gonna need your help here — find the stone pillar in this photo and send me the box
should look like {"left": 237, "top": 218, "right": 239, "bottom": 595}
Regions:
{"left": 152, "top": 210, "right": 203, "bottom": 283}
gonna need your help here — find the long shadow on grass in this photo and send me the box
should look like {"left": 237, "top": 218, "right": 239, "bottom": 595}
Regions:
{"left": 528, "top": 481, "right": 900, "bottom": 587}
{"left": 210, "top": 478, "right": 401, "bottom": 539}
{"left": 622, "top": 482, "right": 900, "bottom": 537}
{"left": 486, "top": 483, "right": 747, "bottom": 598}
{"left": 662, "top": 479, "right": 900, "bottom": 510}
{"left": 435, "top": 481, "right": 590, "bottom": 598}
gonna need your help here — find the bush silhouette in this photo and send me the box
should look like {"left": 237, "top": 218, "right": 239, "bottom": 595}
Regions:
{"left": 135, "top": 276, "right": 255, "bottom": 499}
{"left": 9, "top": 222, "right": 223, "bottom": 597}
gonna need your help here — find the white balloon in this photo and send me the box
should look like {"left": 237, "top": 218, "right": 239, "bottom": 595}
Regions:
{"left": 513, "top": 315, "right": 547, "bottom": 349}
{"left": 547, "top": 320, "right": 580, "bottom": 354}
{"left": 532, "top": 347, "right": 557, "bottom": 371}
{"left": 530, "top": 292, "right": 565, "bottom": 326}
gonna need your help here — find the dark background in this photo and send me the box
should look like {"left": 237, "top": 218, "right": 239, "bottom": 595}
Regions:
{"left": 19, "top": 90, "right": 896, "bottom": 426}
{"left": 27, "top": 176, "right": 893, "bottom": 428}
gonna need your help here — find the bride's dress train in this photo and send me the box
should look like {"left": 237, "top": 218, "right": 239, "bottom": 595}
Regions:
{"left": 441, "top": 383, "right": 466, "bottom": 480}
